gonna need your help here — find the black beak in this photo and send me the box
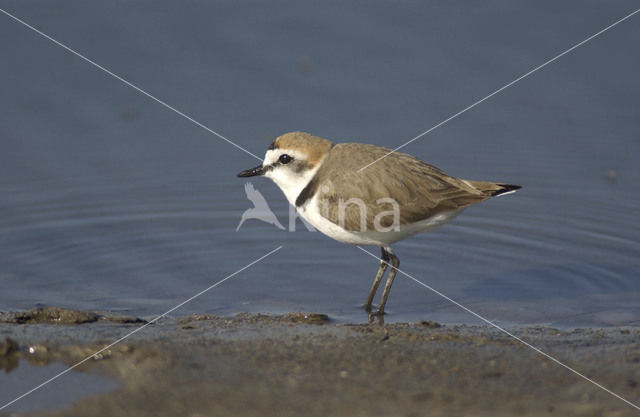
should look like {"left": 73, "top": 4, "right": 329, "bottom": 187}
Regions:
{"left": 237, "top": 164, "right": 265, "bottom": 177}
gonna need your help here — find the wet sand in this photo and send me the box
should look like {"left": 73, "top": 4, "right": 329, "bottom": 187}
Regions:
{"left": 1, "top": 307, "right": 639, "bottom": 417}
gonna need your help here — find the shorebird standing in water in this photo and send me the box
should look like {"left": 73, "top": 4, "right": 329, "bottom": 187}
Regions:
{"left": 238, "top": 131, "right": 520, "bottom": 315}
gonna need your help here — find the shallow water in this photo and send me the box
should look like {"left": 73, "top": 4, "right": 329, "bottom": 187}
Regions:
{"left": 0, "top": 359, "right": 118, "bottom": 413}
{"left": 1, "top": 1, "right": 639, "bottom": 327}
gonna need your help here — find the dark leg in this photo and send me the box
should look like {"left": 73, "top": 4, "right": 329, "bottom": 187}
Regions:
{"left": 376, "top": 246, "right": 399, "bottom": 315}
{"left": 365, "top": 247, "right": 389, "bottom": 312}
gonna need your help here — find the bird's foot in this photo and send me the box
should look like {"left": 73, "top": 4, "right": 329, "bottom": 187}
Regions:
{"left": 367, "top": 310, "right": 385, "bottom": 325}
{"left": 364, "top": 303, "right": 386, "bottom": 324}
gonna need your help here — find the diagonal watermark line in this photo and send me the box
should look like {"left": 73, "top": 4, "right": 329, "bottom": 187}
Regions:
{"left": 0, "top": 245, "right": 283, "bottom": 412}
{"left": 0, "top": 7, "right": 262, "bottom": 162}
{"left": 358, "top": 7, "right": 640, "bottom": 173}
{"left": 356, "top": 245, "right": 640, "bottom": 412}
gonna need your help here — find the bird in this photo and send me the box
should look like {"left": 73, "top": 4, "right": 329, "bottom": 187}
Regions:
{"left": 238, "top": 131, "right": 520, "bottom": 315}
{"left": 236, "top": 182, "right": 286, "bottom": 231}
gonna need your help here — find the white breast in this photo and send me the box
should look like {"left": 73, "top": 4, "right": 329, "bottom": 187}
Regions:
{"left": 299, "top": 193, "right": 464, "bottom": 246}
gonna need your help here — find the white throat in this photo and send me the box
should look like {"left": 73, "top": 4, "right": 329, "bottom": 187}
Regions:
{"left": 264, "top": 150, "right": 324, "bottom": 207}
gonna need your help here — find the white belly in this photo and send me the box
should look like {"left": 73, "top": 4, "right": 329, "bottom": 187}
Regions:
{"left": 299, "top": 194, "right": 463, "bottom": 246}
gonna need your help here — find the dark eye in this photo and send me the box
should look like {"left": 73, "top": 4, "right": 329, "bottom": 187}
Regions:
{"left": 279, "top": 154, "right": 293, "bottom": 164}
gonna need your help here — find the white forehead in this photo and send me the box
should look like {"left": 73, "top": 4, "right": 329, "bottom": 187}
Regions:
{"left": 263, "top": 148, "right": 308, "bottom": 166}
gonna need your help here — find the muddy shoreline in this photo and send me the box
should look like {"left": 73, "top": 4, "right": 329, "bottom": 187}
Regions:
{"left": 1, "top": 307, "right": 639, "bottom": 417}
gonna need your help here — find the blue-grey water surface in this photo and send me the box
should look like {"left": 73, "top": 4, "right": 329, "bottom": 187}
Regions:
{"left": 1, "top": 360, "right": 117, "bottom": 413}
{"left": 1, "top": 0, "right": 639, "bottom": 328}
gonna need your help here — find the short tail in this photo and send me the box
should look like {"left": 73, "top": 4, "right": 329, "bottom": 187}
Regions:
{"left": 490, "top": 183, "right": 522, "bottom": 197}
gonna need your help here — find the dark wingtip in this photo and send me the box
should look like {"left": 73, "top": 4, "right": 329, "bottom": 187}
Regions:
{"left": 491, "top": 184, "right": 522, "bottom": 197}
